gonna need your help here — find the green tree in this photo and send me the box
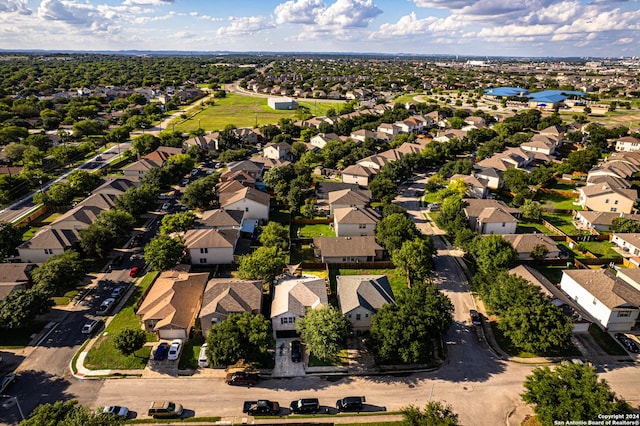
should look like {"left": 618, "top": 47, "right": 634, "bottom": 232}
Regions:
{"left": 0, "top": 288, "right": 53, "bottom": 329}
{"left": 67, "top": 170, "right": 101, "bottom": 195}
{"left": 237, "top": 246, "right": 286, "bottom": 283}
{"left": 435, "top": 195, "right": 469, "bottom": 237}
{"left": 376, "top": 213, "right": 421, "bottom": 253}
{"left": 610, "top": 217, "right": 640, "bottom": 233}
{"left": 259, "top": 222, "right": 289, "bottom": 250}
{"left": 503, "top": 167, "right": 530, "bottom": 194}
{"left": 392, "top": 238, "right": 435, "bottom": 285}
{"left": 43, "top": 182, "right": 75, "bottom": 206}
{"left": 159, "top": 211, "right": 196, "bottom": 235}
{"left": 521, "top": 199, "right": 542, "bottom": 221}
{"left": 31, "top": 250, "right": 86, "bottom": 295}
{"left": 182, "top": 175, "right": 219, "bottom": 210}
{"left": 369, "top": 281, "right": 453, "bottom": 364}
{"left": 72, "top": 119, "right": 105, "bottom": 137}
{"left": 296, "top": 305, "right": 350, "bottom": 363}
{"left": 499, "top": 296, "right": 573, "bottom": 354}
{"left": 522, "top": 363, "right": 631, "bottom": 425}
{"left": 401, "top": 401, "right": 459, "bottom": 426}
{"left": 368, "top": 176, "right": 397, "bottom": 203}
{"left": 20, "top": 399, "right": 123, "bottom": 426}
{"left": 530, "top": 244, "right": 549, "bottom": 262}
{"left": 144, "top": 236, "right": 184, "bottom": 271}
{"left": 0, "top": 221, "right": 24, "bottom": 259}
{"left": 113, "top": 328, "right": 147, "bottom": 355}
{"left": 79, "top": 223, "right": 116, "bottom": 259}
{"left": 131, "top": 134, "right": 160, "bottom": 155}
{"left": 205, "top": 312, "right": 274, "bottom": 366}
{"left": 471, "top": 235, "right": 518, "bottom": 274}
{"left": 115, "top": 183, "right": 159, "bottom": 216}
{"left": 105, "top": 126, "right": 130, "bottom": 145}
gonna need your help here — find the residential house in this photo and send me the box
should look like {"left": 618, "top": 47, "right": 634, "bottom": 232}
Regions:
{"left": 356, "top": 154, "right": 393, "bottom": 171}
{"left": 611, "top": 233, "right": 640, "bottom": 257}
{"left": 226, "top": 160, "right": 264, "bottom": 179}
{"left": 587, "top": 152, "right": 640, "bottom": 181}
{"left": 509, "top": 265, "right": 590, "bottom": 332}
{"left": 310, "top": 133, "right": 340, "bottom": 150}
{"left": 333, "top": 207, "right": 380, "bottom": 237}
{"left": 219, "top": 186, "right": 270, "bottom": 222}
{"left": 349, "top": 129, "right": 376, "bottom": 144}
{"left": 500, "top": 234, "right": 560, "bottom": 260}
{"left": 560, "top": 269, "right": 640, "bottom": 332}
{"left": 122, "top": 147, "right": 182, "bottom": 179}
{"left": 183, "top": 133, "right": 219, "bottom": 152}
{"left": 577, "top": 183, "right": 637, "bottom": 214}
{"left": 312, "top": 236, "right": 384, "bottom": 263}
{"left": 336, "top": 275, "right": 395, "bottom": 333}
{"left": 396, "top": 139, "right": 429, "bottom": 156}
{"left": 615, "top": 136, "right": 640, "bottom": 152}
{"left": 473, "top": 166, "right": 503, "bottom": 190}
{"left": 463, "top": 199, "right": 520, "bottom": 234}
{"left": 199, "top": 278, "right": 263, "bottom": 336}
{"left": 327, "top": 188, "right": 371, "bottom": 216}
{"left": 574, "top": 211, "right": 640, "bottom": 232}
{"left": 341, "top": 164, "right": 377, "bottom": 186}
{"left": 183, "top": 228, "right": 240, "bottom": 265}
{"left": 450, "top": 174, "right": 489, "bottom": 199}
{"left": 476, "top": 147, "right": 534, "bottom": 172}
{"left": 91, "top": 177, "right": 138, "bottom": 196}
{"left": 263, "top": 142, "right": 292, "bottom": 161}
{"left": 520, "top": 134, "right": 560, "bottom": 156}
{"left": 376, "top": 123, "right": 401, "bottom": 136}
{"left": 219, "top": 170, "right": 256, "bottom": 188}
{"left": 137, "top": 266, "right": 209, "bottom": 340}
{"left": 196, "top": 209, "right": 244, "bottom": 230}
{"left": 17, "top": 227, "right": 80, "bottom": 263}
{"left": 271, "top": 275, "right": 328, "bottom": 338}
{"left": 0, "top": 263, "right": 37, "bottom": 303}
{"left": 268, "top": 97, "right": 298, "bottom": 110}
{"left": 433, "top": 129, "right": 467, "bottom": 143}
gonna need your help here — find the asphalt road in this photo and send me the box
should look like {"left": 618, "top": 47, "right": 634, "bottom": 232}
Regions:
{"left": 0, "top": 142, "right": 131, "bottom": 224}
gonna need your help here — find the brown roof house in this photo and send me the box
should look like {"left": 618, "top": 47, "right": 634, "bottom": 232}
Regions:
{"left": 500, "top": 234, "right": 560, "bottom": 260}
{"left": 199, "top": 278, "right": 263, "bottom": 337}
{"left": 463, "top": 199, "right": 520, "bottom": 234}
{"left": 196, "top": 209, "right": 245, "bottom": 230}
{"left": 313, "top": 236, "right": 384, "bottom": 263}
{"left": 271, "top": 274, "right": 328, "bottom": 338}
{"left": 17, "top": 227, "right": 80, "bottom": 263}
{"left": 183, "top": 228, "right": 240, "bottom": 265}
{"left": 137, "top": 266, "right": 209, "bottom": 340}
{"left": 560, "top": 269, "right": 640, "bottom": 332}
{"left": 333, "top": 207, "right": 380, "bottom": 237}
{"left": 574, "top": 211, "right": 640, "bottom": 232}
{"left": 219, "top": 187, "right": 270, "bottom": 222}
{"left": 0, "top": 263, "right": 37, "bottom": 303}
{"left": 336, "top": 274, "right": 395, "bottom": 334}
{"left": 577, "top": 183, "right": 637, "bottom": 214}
{"left": 341, "top": 164, "right": 377, "bottom": 186}
{"left": 327, "top": 188, "right": 371, "bottom": 216}
{"left": 122, "top": 147, "right": 182, "bottom": 179}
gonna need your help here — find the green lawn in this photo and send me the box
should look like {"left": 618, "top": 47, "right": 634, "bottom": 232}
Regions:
{"left": 171, "top": 93, "right": 344, "bottom": 132}
{"left": 516, "top": 221, "right": 558, "bottom": 235}
{"left": 546, "top": 181, "right": 579, "bottom": 192}
{"left": 588, "top": 324, "right": 628, "bottom": 355}
{"left": 21, "top": 226, "right": 38, "bottom": 241}
{"left": 178, "top": 340, "right": 203, "bottom": 370}
{"left": 337, "top": 268, "right": 409, "bottom": 298}
{"left": 490, "top": 320, "right": 581, "bottom": 358}
{"left": 291, "top": 223, "right": 335, "bottom": 238}
{"left": 543, "top": 212, "right": 578, "bottom": 235}
{"left": 576, "top": 241, "right": 620, "bottom": 258}
{"left": 85, "top": 272, "right": 159, "bottom": 370}
{"left": 535, "top": 265, "right": 569, "bottom": 284}
{"left": 308, "top": 349, "right": 349, "bottom": 367}
{"left": 289, "top": 243, "right": 317, "bottom": 263}
{"left": 535, "top": 191, "right": 581, "bottom": 211}
{"left": 422, "top": 191, "right": 440, "bottom": 204}
{"left": 52, "top": 289, "right": 80, "bottom": 306}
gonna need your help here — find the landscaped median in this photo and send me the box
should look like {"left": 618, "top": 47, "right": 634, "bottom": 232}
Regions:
{"left": 81, "top": 271, "right": 159, "bottom": 372}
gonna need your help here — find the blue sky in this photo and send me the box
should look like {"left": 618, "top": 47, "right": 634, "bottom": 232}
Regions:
{"left": 0, "top": 0, "right": 639, "bottom": 57}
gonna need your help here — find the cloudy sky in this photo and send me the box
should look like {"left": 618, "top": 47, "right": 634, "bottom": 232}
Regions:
{"left": 0, "top": 0, "right": 639, "bottom": 57}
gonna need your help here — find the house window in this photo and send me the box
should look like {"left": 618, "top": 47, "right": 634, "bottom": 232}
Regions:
{"left": 501, "top": 222, "right": 505, "bottom": 227}
{"left": 605, "top": 199, "right": 609, "bottom": 204}
{"left": 593, "top": 298, "right": 597, "bottom": 305}
{"left": 614, "top": 200, "right": 619, "bottom": 205}
{"left": 211, "top": 318, "right": 220, "bottom": 324}
{"left": 44, "top": 249, "right": 53, "bottom": 255}
{"left": 199, "top": 258, "right": 208, "bottom": 264}
{"left": 618, "top": 310, "right": 632, "bottom": 318}
{"left": 365, "top": 313, "right": 369, "bottom": 318}
{"left": 245, "top": 207, "right": 249, "bottom": 212}
{"left": 359, "top": 224, "right": 367, "bottom": 229}
{"left": 348, "top": 314, "right": 352, "bottom": 318}
{"left": 356, "top": 313, "right": 361, "bottom": 321}
{"left": 200, "top": 248, "right": 208, "bottom": 254}
{"left": 611, "top": 208, "right": 617, "bottom": 212}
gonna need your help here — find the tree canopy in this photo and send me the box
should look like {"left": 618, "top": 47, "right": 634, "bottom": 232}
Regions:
{"left": 113, "top": 328, "right": 147, "bottom": 355}
{"left": 20, "top": 400, "right": 123, "bottom": 426}
{"left": 144, "top": 236, "right": 184, "bottom": 271}
{"left": 401, "top": 402, "right": 459, "bottom": 426}
{"left": 375, "top": 213, "right": 421, "bottom": 253}
{"left": 522, "top": 363, "right": 631, "bottom": 425}
{"left": 205, "top": 312, "right": 274, "bottom": 367}
{"left": 31, "top": 250, "right": 86, "bottom": 295}
{"left": 296, "top": 305, "right": 351, "bottom": 362}
{"left": 470, "top": 234, "right": 518, "bottom": 275}
{"left": 237, "top": 246, "right": 286, "bottom": 283}
{"left": 259, "top": 221, "right": 289, "bottom": 250}
{"left": 392, "top": 238, "right": 435, "bottom": 285}
{"left": 369, "top": 281, "right": 453, "bottom": 364}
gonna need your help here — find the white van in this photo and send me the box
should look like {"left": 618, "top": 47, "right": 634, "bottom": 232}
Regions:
{"left": 198, "top": 343, "right": 209, "bottom": 368}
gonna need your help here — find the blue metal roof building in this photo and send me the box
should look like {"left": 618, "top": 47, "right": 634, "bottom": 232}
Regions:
{"left": 527, "top": 90, "right": 586, "bottom": 103}
{"left": 484, "top": 87, "right": 529, "bottom": 97}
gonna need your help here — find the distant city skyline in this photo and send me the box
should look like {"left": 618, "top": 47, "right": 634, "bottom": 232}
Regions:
{"left": 0, "top": 0, "right": 639, "bottom": 58}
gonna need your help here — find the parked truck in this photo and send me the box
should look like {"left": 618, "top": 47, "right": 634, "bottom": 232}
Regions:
{"left": 225, "top": 371, "right": 259, "bottom": 386}
{"left": 242, "top": 400, "right": 280, "bottom": 416}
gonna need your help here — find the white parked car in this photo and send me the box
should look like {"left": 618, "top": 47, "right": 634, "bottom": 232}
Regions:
{"left": 198, "top": 343, "right": 209, "bottom": 368}
{"left": 167, "top": 339, "right": 182, "bottom": 361}
{"left": 97, "top": 298, "right": 116, "bottom": 315}
{"left": 103, "top": 405, "right": 129, "bottom": 419}
{"left": 81, "top": 318, "right": 101, "bottom": 334}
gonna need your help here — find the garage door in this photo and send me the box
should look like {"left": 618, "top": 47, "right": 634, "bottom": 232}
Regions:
{"left": 159, "top": 329, "right": 186, "bottom": 340}
{"left": 275, "top": 330, "right": 299, "bottom": 338}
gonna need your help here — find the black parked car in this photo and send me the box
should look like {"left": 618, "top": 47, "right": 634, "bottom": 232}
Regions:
{"left": 289, "top": 398, "right": 319, "bottom": 414}
{"left": 153, "top": 342, "right": 169, "bottom": 361}
{"left": 615, "top": 333, "right": 639, "bottom": 353}
{"left": 336, "top": 396, "right": 365, "bottom": 412}
{"left": 291, "top": 340, "right": 302, "bottom": 363}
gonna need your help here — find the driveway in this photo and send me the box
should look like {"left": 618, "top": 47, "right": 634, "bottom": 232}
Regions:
{"left": 272, "top": 338, "right": 305, "bottom": 378}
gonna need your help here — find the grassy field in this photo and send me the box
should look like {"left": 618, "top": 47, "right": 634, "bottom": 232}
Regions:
{"left": 516, "top": 221, "right": 558, "bottom": 235}
{"left": 291, "top": 223, "right": 335, "bottom": 238}
{"left": 308, "top": 349, "right": 350, "bottom": 367}
{"left": 575, "top": 241, "right": 619, "bottom": 258}
{"left": 535, "top": 192, "right": 580, "bottom": 211}
{"left": 179, "top": 339, "right": 204, "bottom": 370}
{"left": 171, "top": 93, "right": 344, "bottom": 132}
{"left": 543, "top": 212, "right": 577, "bottom": 235}
{"left": 535, "top": 265, "right": 568, "bottom": 284}
{"left": 290, "top": 243, "right": 316, "bottom": 263}
{"left": 85, "top": 271, "right": 159, "bottom": 370}
{"left": 588, "top": 324, "right": 628, "bottom": 355}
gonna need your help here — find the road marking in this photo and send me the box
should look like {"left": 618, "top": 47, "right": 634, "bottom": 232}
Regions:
{"left": 36, "top": 322, "right": 60, "bottom": 347}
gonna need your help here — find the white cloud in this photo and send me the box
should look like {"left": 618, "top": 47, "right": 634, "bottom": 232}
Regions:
{"left": 525, "top": 1, "right": 579, "bottom": 25}
{"left": 412, "top": 0, "right": 471, "bottom": 9}
{"left": 0, "top": 0, "right": 31, "bottom": 15}
{"left": 275, "top": 0, "right": 325, "bottom": 24}
{"left": 477, "top": 23, "right": 556, "bottom": 39}
{"left": 316, "top": 0, "right": 382, "bottom": 28}
{"left": 615, "top": 37, "right": 633, "bottom": 44}
{"left": 216, "top": 16, "right": 276, "bottom": 36}
{"left": 370, "top": 12, "right": 442, "bottom": 38}
{"left": 122, "top": 0, "right": 174, "bottom": 5}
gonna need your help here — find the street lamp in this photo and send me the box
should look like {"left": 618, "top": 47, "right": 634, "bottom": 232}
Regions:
{"left": 1, "top": 394, "right": 25, "bottom": 421}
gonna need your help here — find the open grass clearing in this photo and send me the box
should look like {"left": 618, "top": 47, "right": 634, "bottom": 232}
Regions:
{"left": 575, "top": 240, "right": 619, "bottom": 258}
{"left": 171, "top": 93, "right": 344, "bottom": 132}
{"left": 308, "top": 348, "right": 349, "bottom": 367}
{"left": 52, "top": 289, "right": 80, "bottom": 306}
{"left": 289, "top": 243, "right": 316, "bottom": 264}
{"left": 535, "top": 191, "right": 580, "bottom": 211}
{"left": 516, "top": 221, "right": 559, "bottom": 235}
{"left": 588, "top": 323, "right": 628, "bottom": 356}
{"left": 291, "top": 223, "right": 335, "bottom": 238}
{"left": 543, "top": 212, "right": 578, "bottom": 235}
